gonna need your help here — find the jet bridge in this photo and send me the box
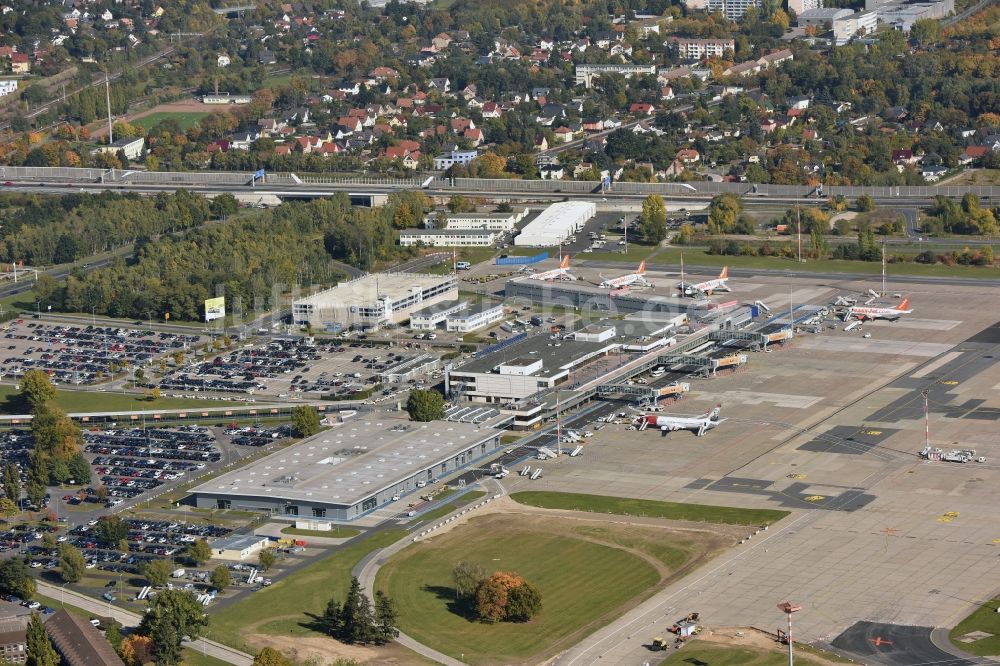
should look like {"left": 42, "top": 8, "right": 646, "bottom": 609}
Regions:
{"left": 596, "top": 382, "right": 690, "bottom": 402}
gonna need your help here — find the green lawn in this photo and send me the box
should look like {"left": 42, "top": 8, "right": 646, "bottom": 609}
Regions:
{"left": 279, "top": 525, "right": 361, "bottom": 539}
{"left": 641, "top": 247, "right": 999, "bottom": 278}
{"left": 132, "top": 111, "right": 211, "bottom": 131}
{"left": 949, "top": 596, "right": 1000, "bottom": 656}
{"left": 375, "top": 519, "right": 662, "bottom": 664}
{"left": 208, "top": 529, "right": 406, "bottom": 652}
{"left": 179, "top": 650, "right": 232, "bottom": 666}
{"left": 511, "top": 491, "right": 789, "bottom": 526}
{"left": 0, "top": 386, "right": 230, "bottom": 415}
{"left": 412, "top": 491, "right": 486, "bottom": 523}
{"left": 659, "top": 642, "right": 824, "bottom": 665}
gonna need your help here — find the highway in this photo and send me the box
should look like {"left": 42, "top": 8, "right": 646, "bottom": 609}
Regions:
{"left": 0, "top": 179, "right": 966, "bottom": 209}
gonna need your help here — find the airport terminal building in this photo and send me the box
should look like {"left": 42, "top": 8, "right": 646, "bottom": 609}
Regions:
{"left": 190, "top": 418, "right": 503, "bottom": 521}
{"left": 292, "top": 273, "right": 457, "bottom": 330}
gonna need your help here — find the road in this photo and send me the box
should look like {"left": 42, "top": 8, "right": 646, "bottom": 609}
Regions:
{"left": 36, "top": 581, "right": 254, "bottom": 665}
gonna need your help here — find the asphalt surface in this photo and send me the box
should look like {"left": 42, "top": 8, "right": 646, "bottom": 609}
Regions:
{"left": 830, "top": 621, "right": 976, "bottom": 665}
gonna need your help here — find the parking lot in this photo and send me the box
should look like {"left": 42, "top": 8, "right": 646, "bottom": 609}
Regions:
{"left": 159, "top": 336, "right": 448, "bottom": 400}
{"left": 0, "top": 318, "right": 202, "bottom": 386}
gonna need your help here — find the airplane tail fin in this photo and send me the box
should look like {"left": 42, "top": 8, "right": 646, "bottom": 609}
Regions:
{"left": 719, "top": 266, "right": 729, "bottom": 280}
{"left": 637, "top": 260, "right": 646, "bottom": 275}
{"left": 898, "top": 297, "right": 910, "bottom": 310}
{"left": 560, "top": 255, "right": 570, "bottom": 269}
{"left": 709, "top": 404, "right": 722, "bottom": 421}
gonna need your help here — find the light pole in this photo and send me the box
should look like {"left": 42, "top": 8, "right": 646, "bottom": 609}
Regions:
{"left": 777, "top": 601, "right": 801, "bottom": 666}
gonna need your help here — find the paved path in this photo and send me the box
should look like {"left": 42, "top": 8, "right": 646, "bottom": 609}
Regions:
{"left": 38, "top": 581, "right": 254, "bottom": 666}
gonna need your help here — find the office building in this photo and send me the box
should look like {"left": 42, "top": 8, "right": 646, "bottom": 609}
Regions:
{"left": 574, "top": 64, "right": 656, "bottom": 88}
{"left": 445, "top": 302, "right": 505, "bottom": 333}
{"left": 292, "top": 273, "right": 457, "bottom": 330}
{"left": 398, "top": 229, "right": 500, "bottom": 247}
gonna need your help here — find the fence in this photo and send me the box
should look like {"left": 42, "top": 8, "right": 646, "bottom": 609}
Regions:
{"left": 496, "top": 251, "right": 548, "bottom": 266}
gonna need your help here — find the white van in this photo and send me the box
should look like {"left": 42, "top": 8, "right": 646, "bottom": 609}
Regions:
{"left": 456, "top": 261, "right": 471, "bottom": 270}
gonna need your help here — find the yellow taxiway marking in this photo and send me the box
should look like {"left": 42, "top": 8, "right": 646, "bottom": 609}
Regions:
{"left": 937, "top": 511, "right": 960, "bottom": 523}
{"left": 804, "top": 495, "right": 825, "bottom": 502}
{"left": 940, "top": 380, "right": 959, "bottom": 385}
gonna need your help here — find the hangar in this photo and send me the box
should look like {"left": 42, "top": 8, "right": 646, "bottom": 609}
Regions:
{"left": 189, "top": 417, "right": 502, "bottom": 521}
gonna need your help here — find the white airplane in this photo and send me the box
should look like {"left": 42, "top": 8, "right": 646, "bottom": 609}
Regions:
{"left": 678, "top": 266, "right": 731, "bottom": 296}
{"left": 844, "top": 297, "right": 912, "bottom": 322}
{"left": 639, "top": 404, "right": 725, "bottom": 437}
{"left": 528, "top": 255, "right": 575, "bottom": 281}
{"left": 599, "top": 260, "right": 649, "bottom": 288}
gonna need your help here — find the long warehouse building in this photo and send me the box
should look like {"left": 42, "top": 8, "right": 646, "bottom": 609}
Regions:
{"left": 190, "top": 417, "right": 503, "bottom": 521}
{"left": 514, "top": 201, "right": 596, "bottom": 247}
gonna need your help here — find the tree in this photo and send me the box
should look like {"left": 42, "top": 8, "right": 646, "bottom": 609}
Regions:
{"left": 406, "top": 389, "right": 445, "bottom": 422}
{"left": 18, "top": 369, "right": 56, "bottom": 411}
{"left": 210, "top": 565, "right": 231, "bottom": 592}
{"left": 506, "top": 581, "right": 542, "bottom": 621}
{"left": 474, "top": 574, "right": 509, "bottom": 623}
{"left": 26, "top": 611, "right": 58, "bottom": 666}
{"left": 187, "top": 538, "right": 212, "bottom": 565}
{"left": 708, "top": 194, "right": 743, "bottom": 234}
{"left": 119, "top": 634, "right": 153, "bottom": 666}
{"left": 137, "top": 589, "right": 208, "bottom": 666}
{"left": 67, "top": 452, "right": 91, "bottom": 485}
{"left": 320, "top": 597, "right": 342, "bottom": 636}
{"left": 291, "top": 405, "right": 321, "bottom": 438}
{"left": 0, "top": 498, "right": 17, "bottom": 519}
{"left": 96, "top": 515, "right": 128, "bottom": 548}
{"left": 856, "top": 195, "right": 875, "bottom": 212}
{"left": 3, "top": 462, "right": 20, "bottom": 503}
{"left": 339, "top": 577, "right": 377, "bottom": 645}
{"left": 448, "top": 195, "right": 475, "bottom": 213}
{"left": 252, "top": 647, "right": 294, "bottom": 666}
{"left": 675, "top": 223, "right": 694, "bottom": 245}
{"left": 59, "top": 543, "right": 86, "bottom": 583}
{"left": 142, "top": 559, "right": 173, "bottom": 587}
{"left": 639, "top": 195, "right": 667, "bottom": 244}
{"left": 452, "top": 561, "right": 486, "bottom": 599}
{"left": 258, "top": 549, "right": 275, "bottom": 572}
{"left": 473, "top": 571, "right": 542, "bottom": 623}
{"left": 373, "top": 590, "right": 399, "bottom": 645}
{"left": 0, "top": 558, "right": 36, "bottom": 600}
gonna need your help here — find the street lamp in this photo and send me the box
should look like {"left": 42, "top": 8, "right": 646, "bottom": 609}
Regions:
{"left": 777, "top": 601, "right": 802, "bottom": 666}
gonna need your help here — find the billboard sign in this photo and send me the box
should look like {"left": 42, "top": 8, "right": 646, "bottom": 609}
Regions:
{"left": 204, "top": 297, "right": 226, "bottom": 322}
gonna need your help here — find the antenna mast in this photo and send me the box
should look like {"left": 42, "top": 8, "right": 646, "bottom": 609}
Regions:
{"left": 796, "top": 205, "right": 802, "bottom": 263}
{"left": 105, "top": 71, "right": 113, "bottom": 145}
{"left": 881, "top": 242, "right": 887, "bottom": 296}
{"left": 923, "top": 389, "right": 930, "bottom": 453}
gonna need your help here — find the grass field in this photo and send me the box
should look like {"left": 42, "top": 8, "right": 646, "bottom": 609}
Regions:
{"left": 949, "top": 596, "right": 1000, "bottom": 656}
{"left": 0, "top": 386, "right": 232, "bottom": 415}
{"left": 375, "top": 516, "right": 664, "bottom": 664}
{"left": 279, "top": 525, "right": 360, "bottom": 539}
{"left": 937, "top": 169, "right": 1000, "bottom": 186}
{"left": 132, "top": 111, "right": 211, "bottom": 131}
{"left": 592, "top": 246, "right": 1000, "bottom": 278}
{"left": 511, "top": 491, "right": 789, "bottom": 526}
{"left": 659, "top": 642, "right": 824, "bottom": 665}
{"left": 209, "top": 529, "right": 406, "bottom": 652}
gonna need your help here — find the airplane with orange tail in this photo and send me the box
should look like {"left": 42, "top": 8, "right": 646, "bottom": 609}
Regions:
{"left": 599, "top": 261, "right": 650, "bottom": 289}
{"left": 845, "top": 297, "right": 913, "bottom": 322}
{"left": 528, "top": 255, "right": 575, "bottom": 281}
{"left": 678, "top": 266, "right": 731, "bottom": 296}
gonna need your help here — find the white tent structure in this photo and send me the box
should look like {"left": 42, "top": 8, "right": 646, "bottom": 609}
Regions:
{"left": 514, "top": 201, "right": 596, "bottom": 247}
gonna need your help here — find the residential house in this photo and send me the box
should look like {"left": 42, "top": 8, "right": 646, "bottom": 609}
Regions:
{"left": 385, "top": 146, "right": 420, "bottom": 169}
{"left": 432, "top": 33, "right": 452, "bottom": 50}
{"left": 921, "top": 165, "right": 948, "bottom": 182}
{"left": 676, "top": 148, "right": 700, "bottom": 164}
{"left": 959, "top": 146, "right": 988, "bottom": 165}
{"left": 481, "top": 102, "right": 501, "bottom": 119}
{"left": 629, "top": 102, "right": 655, "bottom": 116}
{"left": 429, "top": 77, "right": 451, "bottom": 93}
{"left": 540, "top": 164, "right": 565, "bottom": 179}
{"left": 464, "top": 128, "right": 483, "bottom": 146}
{"left": 258, "top": 50, "right": 277, "bottom": 65}
{"left": 802, "top": 128, "right": 821, "bottom": 142}
{"left": 553, "top": 126, "right": 574, "bottom": 143}
{"left": 661, "top": 86, "right": 675, "bottom": 100}
{"left": 534, "top": 135, "right": 549, "bottom": 151}
{"left": 217, "top": 54, "right": 231, "bottom": 68}
{"left": 10, "top": 53, "right": 29, "bottom": 73}
{"left": 891, "top": 149, "right": 920, "bottom": 167}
